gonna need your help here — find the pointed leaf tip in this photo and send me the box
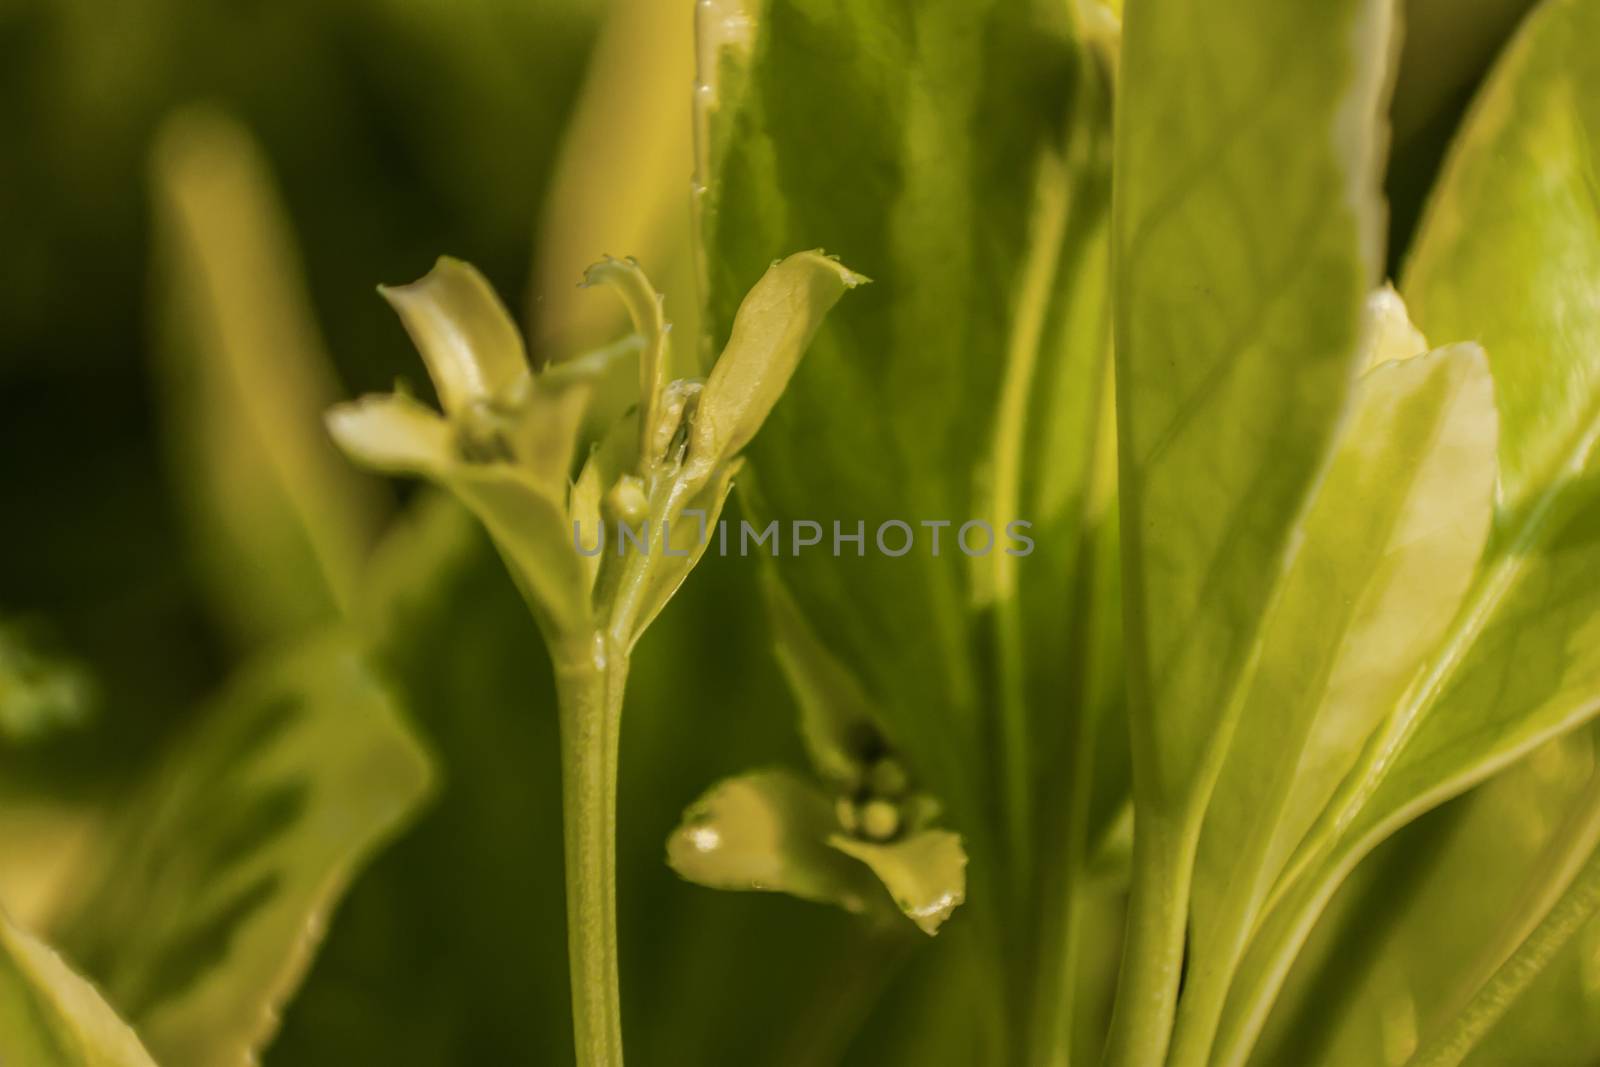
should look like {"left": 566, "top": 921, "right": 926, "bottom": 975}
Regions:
{"left": 690, "top": 250, "right": 865, "bottom": 471}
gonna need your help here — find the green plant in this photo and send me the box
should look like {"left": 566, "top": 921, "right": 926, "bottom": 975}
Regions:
{"left": 326, "top": 248, "right": 861, "bottom": 1064}
{"left": 8, "top": 0, "right": 1600, "bottom": 1065}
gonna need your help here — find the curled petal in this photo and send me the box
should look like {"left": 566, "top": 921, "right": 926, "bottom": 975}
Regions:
{"left": 328, "top": 393, "right": 593, "bottom": 641}
{"left": 668, "top": 769, "right": 882, "bottom": 915}
{"left": 325, "top": 393, "right": 453, "bottom": 476}
{"left": 829, "top": 830, "right": 967, "bottom": 936}
{"left": 380, "top": 257, "right": 531, "bottom": 415}
{"left": 582, "top": 257, "right": 670, "bottom": 470}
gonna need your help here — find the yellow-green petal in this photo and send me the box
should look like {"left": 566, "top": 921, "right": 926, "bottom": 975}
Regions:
{"left": 581, "top": 257, "right": 670, "bottom": 470}
{"left": 828, "top": 830, "right": 968, "bottom": 936}
{"left": 325, "top": 393, "right": 454, "bottom": 477}
{"left": 380, "top": 257, "right": 531, "bottom": 416}
{"left": 689, "top": 251, "right": 866, "bottom": 475}
{"left": 667, "top": 769, "right": 880, "bottom": 915}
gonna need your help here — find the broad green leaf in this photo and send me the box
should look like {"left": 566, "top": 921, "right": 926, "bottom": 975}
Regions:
{"left": 1113, "top": 0, "right": 1392, "bottom": 809}
{"left": 667, "top": 769, "right": 882, "bottom": 915}
{"left": 699, "top": 5, "right": 1117, "bottom": 1056}
{"left": 1344, "top": 483, "right": 1600, "bottom": 864}
{"left": 1404, "top": 0, "right": 1600, "bottom": 517}
{"left": 1213, "top": 3, "right": 1600, "bottom": 1059}
{"left": 49, "top": 635, "right": 433, "bottom": 1067}
{"left": 1182, "top": 339, "right": 1496, "bottom": 1057}
{"left": 150, "top": 106, "right": 387, "bottom": 643}
{"left": 0, "top": 908, "right": 158, "bottom": 1067}
{"left": 1108, "top": 0, "right": 1394, "bottom": 1058}
{"left": 697, "top": 0, "right": 1113, "bottom": 882}
{"left": 1220, "top": 470, "right": 1600, "bottom": 1065}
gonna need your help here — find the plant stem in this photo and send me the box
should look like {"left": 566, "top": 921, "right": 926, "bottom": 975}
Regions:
{"left": 1029, "top": 558, "right": 1109, "bottom": 1067}
{"left": 1406, "top": 833, "right": 1600, "bottom": 1067}
{"left": 1102, "top": 818, "right": 1191, "bottom": 1067}
{"left": 555, "top": 637, "right": 629, "bottom": 1067}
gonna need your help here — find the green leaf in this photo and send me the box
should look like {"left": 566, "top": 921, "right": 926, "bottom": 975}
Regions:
{"left": 0, "top": 908, "right": 158, "bottom": 1067}
{"left": 150, "top": 106, "right": 387, "bottom": 643}
{"left": 1106, "top": 0, "right": 1395, "bottom": 1058}
{"left": 697, "top": 0, "right": 1113, "bottom": 872}
{"left": 1113, "top": 0, "right": 1393, "bottom": 811}
{"left": 270, "top": 493, "right": 581, "bottom": 1065}
{"left": 667, "top": 769, "right": 882, "bottom": 915}
{"left": 1246, "top": 733, "right": 1594, "bottom": 1067}
{"left": 1180, "top": 338, "right": 1497, "bottom": 1058}
{"left": 698, "top": 5, "right": 1118, "bottom": 1056}
{"left": 1211, "top": 2, "right": 1600, "bottom": 1060}
{"left": 763, "top": 572, "right": 883, "bottom": 790}
{"left": 1404, "top": 0, "right": 1600, "bottom": 518}
{"left": 49, "top": 635, "right": 433, "bottom": 1067}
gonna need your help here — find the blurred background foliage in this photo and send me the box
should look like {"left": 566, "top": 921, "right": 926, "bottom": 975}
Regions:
{"left": 0, "top": 0, "right": 1581, "bottom": 1063}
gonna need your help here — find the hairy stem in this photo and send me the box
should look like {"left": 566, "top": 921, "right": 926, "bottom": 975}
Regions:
{"left": 555, "top": 638, "right": 629, "bottom": 1067}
